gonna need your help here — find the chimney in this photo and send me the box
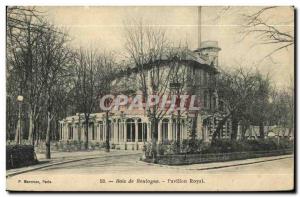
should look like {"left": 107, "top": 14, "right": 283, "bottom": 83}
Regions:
{"left": 194, "top": 7, "right": 221, "bottom": 67}
{"left": 195, "top": 41, "right": 221, "bottom": 67}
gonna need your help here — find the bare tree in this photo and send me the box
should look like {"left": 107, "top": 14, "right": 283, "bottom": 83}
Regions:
{"left": 269, "top": 83, "right": 294, "bottom": 138}
{"left": 71, "top": 49, "right": 115, "bottom": 150}
{"left": 212, "top": 68, "right": 262, "bottom": 143}
{"left": 37, "top": 24, "right": 72, "bottom": 158}
{"left": 7, "top": 8, "right": 47, "bottom": 144}
{"left": 7, "top": 7, "right": 73, "bottom": 155}
{"left": 241, "top": 6, "right": 294, "bottom": 60}
{"left": 124, "top": 19, "right": 195, "bottom": 158}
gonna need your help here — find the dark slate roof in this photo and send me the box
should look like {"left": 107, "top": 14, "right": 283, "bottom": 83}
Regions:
{"left": 115, "top": 48, "right": 219, "bottom": 78}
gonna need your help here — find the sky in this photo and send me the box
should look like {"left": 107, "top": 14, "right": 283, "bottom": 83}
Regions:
{"left": 38, "top": 6, "right": 294, "bottom": 88}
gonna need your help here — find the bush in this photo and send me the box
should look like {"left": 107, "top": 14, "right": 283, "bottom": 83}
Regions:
{"left": 208, "top": 138, "right": 293, "bottom": 154}
{"left": 144, "top": 142, "right": 152, "bottom": 157}
{"left": 111, "top": 143, "right": 116, "bottom": 149}
{"left": 166, "top": 141, "right": 178, "bottom": 155}
{"left": 7, "top": 145, "right": 38, "bottom": 170}
{"left": 278, "top": 138, "right": 294, "bottom": 149}
{"left": 136, "top": 143, "right": 139, "bottom": 150}
{"left": 181, "top": 139, "right": 204, "bottom": 154}
{"left": 157, "top": 143, "right": 167, "bottom": 155}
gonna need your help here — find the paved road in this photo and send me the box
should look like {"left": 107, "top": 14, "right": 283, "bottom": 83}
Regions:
{"left": 13, "top": 153, "right": 294, "bottom": 175}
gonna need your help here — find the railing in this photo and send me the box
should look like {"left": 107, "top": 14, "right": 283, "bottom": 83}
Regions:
{"left": 155, "top": 149, "right": 293, "bottom": 165}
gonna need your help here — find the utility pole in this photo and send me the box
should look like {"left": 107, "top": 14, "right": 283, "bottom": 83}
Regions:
{"left": 198, "top": 6, "right": 202, "bottom": 48}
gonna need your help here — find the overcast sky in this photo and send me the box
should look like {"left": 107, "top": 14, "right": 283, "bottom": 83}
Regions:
{"left": 39, "top": 6, "right": 294, "bottom": 88}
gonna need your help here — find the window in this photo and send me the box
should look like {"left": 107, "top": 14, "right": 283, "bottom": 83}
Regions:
{"left": 142, "top": 123, "right": 147, "bottom": 142}
{"left": 126, "top": 119, "right": 135, "bottom": 142}
{"left": 68, "top": 125, "right": 73, "bottom": 140}
{"left": 203, "top": 91, "right": 207, "bottom": 108}
{"left": 203, "top": 71, "right": 207, "bottom": 86}
{"left": 138, "top": 119, "right": 143, "bottom": 142}
{"left": 162, "top": 119, "right": 169, "bottom": 142}
{"left": 90, "top": 123, "right": 96, "bottom": 140}
{"left": 99, "top": 121, "right": 104, "bottom": 141}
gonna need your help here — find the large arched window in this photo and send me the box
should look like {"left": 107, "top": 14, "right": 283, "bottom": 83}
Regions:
{"left": 142, "top": 123, "right": 147, "bottom": 142}
{"left": 99, "top": 121, "right": 104, "bottom": 141}
{"left": 162, "top": 119, "right": 169, "bottom": 142}
{"left": 117, "top": 119, "right": 121, "bottom": 143}
{"left": 138, "top": 119, "right": 143, "bottom": 142}
{"left": 90, "top": 123, "right": 97, "bottom": 140}
{"left": 126, "top": 119, "right": 135, "bottom": 142}
{"left": 68, "top": 124, "right": 73, "bottom": 140}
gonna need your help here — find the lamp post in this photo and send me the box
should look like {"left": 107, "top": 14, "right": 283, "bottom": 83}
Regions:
{"left": 17, "top": 95, "right": 23, "bottom": 145}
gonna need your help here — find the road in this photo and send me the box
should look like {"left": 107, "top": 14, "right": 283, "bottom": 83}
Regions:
{"left": 10, "top": 153, "right": 294, "bottom": 175}
{"left": 7, "top": 154, "right": 294, "bottom": 191}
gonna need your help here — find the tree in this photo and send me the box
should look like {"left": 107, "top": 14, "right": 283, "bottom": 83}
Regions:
{"left": 71, "top": 49, "right": 115, "bottom": 150}
{"left": 7, "top": 7, "right": 52, "bottom": 144}
{"left": 7, "top": 7, "right": 73, "bottom": 156}
{"left": 248, "top": 72, "right": 271, "bottom": 138}
{"left": 212, "top": 68, "right": 262, "bottom": 143}
{"left": 37, "top": 24, "right": 72, "bottom": 159}
{"left": 269, "top": 85, "right": 294, "bottom": 137}
{"left": 241, "top": 6, "right": 294, "bottom": 60}
{"left": 124, "top": 19, "right": 192, "bottom": 157}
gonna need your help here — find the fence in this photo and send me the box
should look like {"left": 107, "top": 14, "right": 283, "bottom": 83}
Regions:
{"left": 154, "top": 149, "right": 293, "bottom": 165}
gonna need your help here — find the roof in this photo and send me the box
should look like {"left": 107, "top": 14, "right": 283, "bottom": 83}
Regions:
{"left": 116, "top": 48, "right": 219, "bottom": 78}
{"left": 194, "top": 41, "right": 221, "bottom": 52}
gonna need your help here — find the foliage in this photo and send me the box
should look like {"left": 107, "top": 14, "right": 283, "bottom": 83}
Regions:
{"left": 7, "top": 144, "right": 38, "bottom": 169}
{"left": 144, "top": 138, "right": 293, "bottom": 157}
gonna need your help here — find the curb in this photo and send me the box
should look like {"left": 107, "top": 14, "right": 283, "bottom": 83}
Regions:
{"left": 138, "top": 155, "right": 293, "bottom": 171}
{"left": 6, "top": 152, "right": 142, "bottom": 178}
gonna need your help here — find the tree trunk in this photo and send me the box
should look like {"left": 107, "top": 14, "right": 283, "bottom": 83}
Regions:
{"left": 84, "top": 116, "right": 89, "bottom": 150}
{"left": 191, "top": 114, "right": 198, "bottom": 140}
{"left": 150, "top": 118, "right": 158, "bottom": 160}
{"left": 241, "top": 124, "right": 247, "bottom": 141}
{"left": 230, "top": 116, "right": 239, "bottom": 141}
{"left": 105, "top": 112, "right": 110, "bottom": 152}
{"left": 288, "top": 127, "right": 293, "bottom": 138}
{"left": 259, "top": 121, "right": 265, "bottom": 139}
{"left": 45, "top": 111, "right": 51, "bottom": 159}
{"left": 28, "top": 110, "right": 35, "bottom": 145}
{"left": 211, "top": 113, "right": 231, "bottom": 144}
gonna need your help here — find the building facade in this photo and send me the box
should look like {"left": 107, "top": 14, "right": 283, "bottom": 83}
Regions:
{"left": 59, "top": 41, "right": 233, "bottom": 150}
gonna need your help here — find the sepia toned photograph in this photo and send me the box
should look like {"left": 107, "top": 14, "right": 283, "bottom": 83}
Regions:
{"left": 6, "top": 6, "right": 294, "bottom": 192}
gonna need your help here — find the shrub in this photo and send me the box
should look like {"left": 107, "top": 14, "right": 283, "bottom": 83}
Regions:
{"left": 136, "top": 143, "right": 139, "bottom": 150}
{"left": 208, "top": 138, "right": 293, "bottom": 154}
{"left": 166, "top": 141, "right": 178, "bottom": 155}
{"left": 90, "top": 143, "right": 95, "bottom": 150}
{"left": 157, "top": 143, "right": 166, "bottom": 155}
{"left": 144, "top": 142, "right": 152, "bottom": 157}
{"left": 180, "top": 139, "right": 204, "bottom": 154}
{"left": 7, "top": 145, "right": 38, "bottom": 170}
{"left": 95, "top": 142, "right": 100, "bottom": 149}
{"left": 111, "top": 143, "right": 116, "bottom": 149}
{"left": 278, "top": 138, "right": 294, "bottom": 149}
{"left": 58, "top": 141, "right": 64, "bottom": 150}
